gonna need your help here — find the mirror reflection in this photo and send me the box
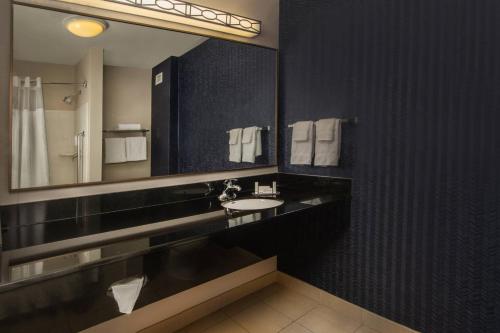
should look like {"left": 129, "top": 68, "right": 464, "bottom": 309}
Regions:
{"left": 11, "top": 5, "right": 277, "bottom": 190}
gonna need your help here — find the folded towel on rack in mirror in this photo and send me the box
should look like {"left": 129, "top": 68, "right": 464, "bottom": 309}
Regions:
{"left": 242, "top": 126, "right": 261, "bottom": 163}
{"left": 105, "top": 138, "right": 127, "bottom": 164}
{"left": 126, "top": 137, "right": 147, "bottom": 162}
{"left": 291, "top": 121, "right": 314, "bottom": 165}
{"left": 118, "top": 123, "right": 141, "bottom": 130}
{"left": 229, "top": 128, "right": 243, "bottom": 162}
{"left": 314, "top": 118, "right": 341, "bottom": 166}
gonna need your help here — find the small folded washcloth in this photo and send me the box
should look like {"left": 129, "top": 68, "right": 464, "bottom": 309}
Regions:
{"left": 117, "top": 123, "right": 141, "bottom": 130}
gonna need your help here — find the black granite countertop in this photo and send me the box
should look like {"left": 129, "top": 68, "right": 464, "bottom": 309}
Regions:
{"left": 0, "top": 174, "right": 351, "bottom": 333}
{"left": 0, "top": 174, "right": 350, "bottom": 255}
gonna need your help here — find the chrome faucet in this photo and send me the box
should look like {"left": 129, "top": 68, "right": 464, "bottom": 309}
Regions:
{"left": 218, "top": 179, "right": 242, "bottom": 202}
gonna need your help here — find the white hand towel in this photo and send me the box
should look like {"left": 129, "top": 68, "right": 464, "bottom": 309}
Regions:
{"left": 111, "top": 276, "right": 144, "bottom": 314}
{"left": 290, "top": 121, "right": 314, "bottom": 165}
{"left": 242, "top": 126, "right": 259, "bottom": 163}
{"left": 126, "top": 137, "right": 147, "bottom": 162}
{"left": 314, "top": 118, "right": 341, "bottom": 166}
{"left": 315, "top": 118, "right": 336, "bottom": 141}
{"left": 229, "top": 128, "right": 243, "bottom": 162}
{"left": 292, "top": 121, "right": 311, "bottom": 141}
{"left": 105, "top": 138, "right": 126, "bottom": 164}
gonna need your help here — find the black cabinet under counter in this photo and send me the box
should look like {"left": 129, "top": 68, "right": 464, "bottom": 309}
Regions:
{"left": 0, "top": 174, "right": 351, "bottom": 332}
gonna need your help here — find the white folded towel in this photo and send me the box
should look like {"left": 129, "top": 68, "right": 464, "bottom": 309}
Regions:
{"left": 292, "top": 121, "right": 311, "bottom": 141}
{"left": 242, "top": 126, "right": 261, "bottom": 163}
{"left": 111, "top": 276, "right": 144, "bottom": 314}
{"left": 314, "top": 118, "right": 341, "bottom": 166}
{"left": 229, "top": 128, "right": 243, "bottom": 162}
{"left": 117, "top": 123, "right": 141, "bottom": 130}
{"left": 105, "top": 138, "right": 127, "bottom": 164}
{"left": 290, "top": 121, "right": 314, "bottom": 165}
{"left": 256, "top": 129, "right": 262, "bottom": 157}
{"left": 125, "top": 137, "right": 147, "bottom": 162}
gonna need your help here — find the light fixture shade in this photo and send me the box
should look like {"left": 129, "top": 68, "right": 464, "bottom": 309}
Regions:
{"left": 58, "top": 0, "right": 261, "bottom": 38}
{"left": 64, "top": 17, "right": 108, "bottom": 37}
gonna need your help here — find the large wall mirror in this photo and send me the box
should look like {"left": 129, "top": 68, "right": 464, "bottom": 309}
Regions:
{"left": 10, "top": 4, "right": 277, "bottom": 190}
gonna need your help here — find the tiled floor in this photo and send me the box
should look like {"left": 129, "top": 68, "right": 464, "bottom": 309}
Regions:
{"left": 175, "top": 283, "right": 380, "bottom": 333}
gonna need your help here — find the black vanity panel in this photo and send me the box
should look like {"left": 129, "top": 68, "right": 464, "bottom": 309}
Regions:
{"left": 0, "top": 232, "right": 269, "bottom": 333}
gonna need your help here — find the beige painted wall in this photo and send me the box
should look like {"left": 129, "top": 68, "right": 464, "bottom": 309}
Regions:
{"left": 103, "top": 65, "right": 152, "bottom": 181}
{"left": 0, "top": 0, "right": 278, "bottom": 205}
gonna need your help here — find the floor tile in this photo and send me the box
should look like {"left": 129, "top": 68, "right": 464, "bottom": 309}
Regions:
{"left": 354, "top": 326, "right": 381, "bottom": 333}
{"left": 262, "top": 287, "right": 318, "bottom": 320}
{"left": 202, "top": 319, "right": 248, "bottom": 333}
{"left": 297, "top": 306, "right": 362, "bottom": 333}
{"left": 231, "top": 302, "right": 292, "bottom": 333}
{"left": 223, "top": 284, "right": 281, "bottom": 317}
{"left": 175, "top": 310, "right": 228, "bottom": 333}
{"left": 280, "top": 323, "right": 314, "bottom": 333}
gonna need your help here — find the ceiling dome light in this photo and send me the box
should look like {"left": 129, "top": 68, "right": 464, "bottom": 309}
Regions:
{"left": 64, "top": 17, "right": 108, "bottom": 38}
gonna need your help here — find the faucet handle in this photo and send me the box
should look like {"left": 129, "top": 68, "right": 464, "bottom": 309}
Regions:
{"left": 224, "top": 179, "right": 238, "bottom": 186}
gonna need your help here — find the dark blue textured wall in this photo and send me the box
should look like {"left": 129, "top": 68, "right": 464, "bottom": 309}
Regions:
{"left": 178, "top": 39, "right": 277, "bottom": 173}
{"left": 279, "top": 0, "right": 500, "bottom": 332}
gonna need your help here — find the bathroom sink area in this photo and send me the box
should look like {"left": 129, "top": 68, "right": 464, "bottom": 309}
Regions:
{"left": 221, "top": 198, "right": 284, "bottom": 211}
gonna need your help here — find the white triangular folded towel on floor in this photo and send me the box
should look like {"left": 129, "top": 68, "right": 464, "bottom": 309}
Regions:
{"left": 229, "top": 128, "right": 243, "bottom": 162}
{"left": 290, "top": 121, "right": 314, "bottom": 165}
{"left": 314, "top": 118, "right": 341, "bottom": 166}
{"left": 111, "top": 276, "right": 144, "bottom": 314}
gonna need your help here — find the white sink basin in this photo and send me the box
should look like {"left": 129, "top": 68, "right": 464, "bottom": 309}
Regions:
{"left": 221, "top": 198, "right": 284, "bottom": 211}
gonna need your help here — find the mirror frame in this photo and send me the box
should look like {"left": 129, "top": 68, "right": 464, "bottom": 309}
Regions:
{"left": 8, "top": 1, "right": 278, "bottom": 192}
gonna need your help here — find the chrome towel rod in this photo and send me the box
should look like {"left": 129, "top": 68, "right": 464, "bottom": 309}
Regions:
{"left": 29, "top": 80, "right": 88, "bottom": 88}
{"left": 226, "top": 126, "right": 271, "bottom": 134}
{"left": 288, "top": 117, "right": 358, "bottom": 128}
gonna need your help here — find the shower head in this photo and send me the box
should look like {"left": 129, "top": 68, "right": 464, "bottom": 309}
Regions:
{"left": 62, "top": 90, "right": 81, "bottom": 105}
{"left": 63, "top": 95, "right": 73, "bottom": 104}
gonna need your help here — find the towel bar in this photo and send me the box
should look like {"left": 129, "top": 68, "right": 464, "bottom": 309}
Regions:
{"left": 287, "top": 117, "right": 358, "bottom": 127}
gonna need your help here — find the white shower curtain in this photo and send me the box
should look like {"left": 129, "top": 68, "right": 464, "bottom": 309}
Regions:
{"left": 11, "top": 76, "right": 50, "bottom": 189}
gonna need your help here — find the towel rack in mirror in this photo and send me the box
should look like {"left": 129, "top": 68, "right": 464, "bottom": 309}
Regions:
{"left": 103, "top": 129, "right": 150, "bottom": 136}
{"left": 226, "top": 126, "right": 271, "bottom": 134}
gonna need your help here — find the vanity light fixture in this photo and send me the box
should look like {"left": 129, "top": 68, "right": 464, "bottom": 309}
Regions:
{"left": 64, "top": 16, "right": 108, "bottom": 38}
{"left": 75, "top": 0, "right": 261, "bottom": 37}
